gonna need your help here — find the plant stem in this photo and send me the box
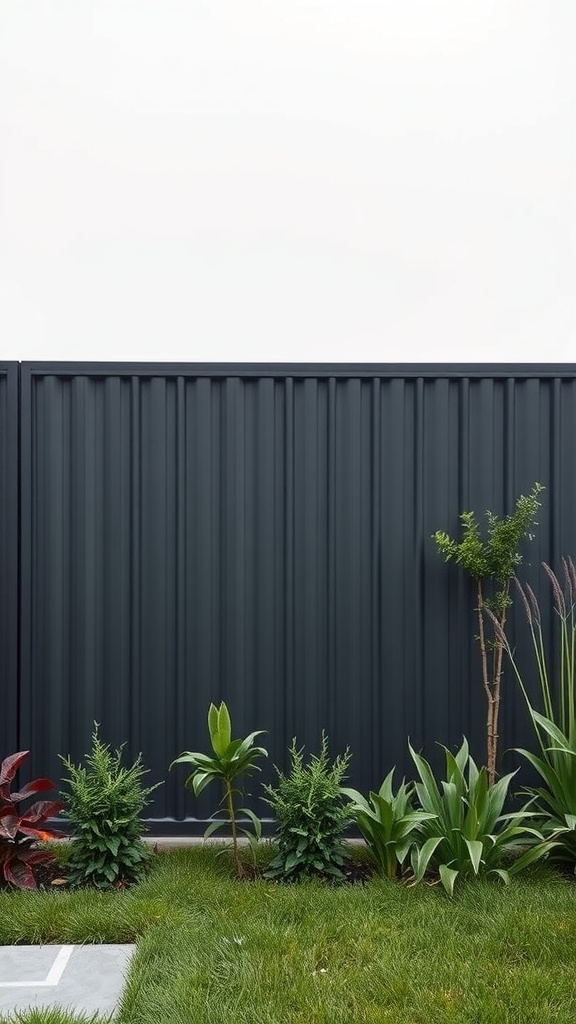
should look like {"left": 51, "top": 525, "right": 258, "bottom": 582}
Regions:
{"left": 224, "top": 779, "right": 243, "bottom": 878}
{"left": 476, "top": 582, "right": 495, "bottom": 785}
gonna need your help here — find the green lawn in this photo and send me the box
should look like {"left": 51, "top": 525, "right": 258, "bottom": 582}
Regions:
{"left": 1, "top": 847, "right": 576, "bottom": 1024}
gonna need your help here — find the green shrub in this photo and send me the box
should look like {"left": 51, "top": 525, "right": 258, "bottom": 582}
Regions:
{"left": 60, "top": 725, "right": 161, "bottom": 889}
{"left": 264, "top": 734, "right": 352, "bottom": 880}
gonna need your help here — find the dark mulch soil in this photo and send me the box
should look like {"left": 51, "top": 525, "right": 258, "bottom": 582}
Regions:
{"left": 31, "top": 853, "right": 375, "bottom": 890}
{"left": 241, "top": 856, "right": 376, "bottom": 885}
{"left": 31, "top": 859, "right": 71, "bottom": 891}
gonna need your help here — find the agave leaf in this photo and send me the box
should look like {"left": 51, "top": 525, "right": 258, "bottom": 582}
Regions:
{"left": 439, "top": 863, "right": 459, "bottom": 896}
{"left": 464, "top": 838, "right": 483, "bottom": 874}
{"left": 371, "top": 793, "right": 394, "bottom": 837}
{"left": 455, "top": 738, "right": 469, "bottom": 773}
{"left": 409, "top": 745, "right": 443, "bottom": 816}
{"left": 412, "top": 836, "right": 443, "bottom": 882}
{"left": 486, "top": 772, "right": 516, "bottom": 823}
{"left": 379, "top": 768, "right": 396, "bottom": 802}
{"left": 441, "top": 781, "right": 462, "bottom": 829}
{"left": 507, "top": 840, "right": 556, "bottom": 874}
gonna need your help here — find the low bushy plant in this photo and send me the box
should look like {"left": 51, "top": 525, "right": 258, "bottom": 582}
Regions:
{"left": 60, "top": 725, "right": 161, "bottom": 889}
{"left": 342, "top": 770, "right": 435, "bottom": 880}
{"left": 170, "top": 701, "right": 267, "bottom": 877}
{"left": 0, "top": 751, "right": 64, "bottom": 889}
{"left": 264, "top": 734, "right": 351, "bottom": 880}
{"left": 409, "top": 738, "right": 550, "bottom": 895}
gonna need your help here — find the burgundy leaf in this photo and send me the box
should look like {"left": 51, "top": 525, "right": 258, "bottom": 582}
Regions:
{"left": 4, "top": 858, "right": 37, "bottom": 889}
{"left": 10, "top": 779, "right": 57, "bottom": 802}
{"left": 21, "top": 800, "right": 64, "bottom": 824}
{"left": 0, "top": 812, "right": 19, "bottom": 839}
{"left": 0, "top": 752, "right": 29, "bottom": 787}
{"left": 19, "top": 849, "right": 55, "bottom": 866}
{"left": 19, "top": 824, "right": 66, "bottom": 841}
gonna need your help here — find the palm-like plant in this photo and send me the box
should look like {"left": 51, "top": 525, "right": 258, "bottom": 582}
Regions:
{"left": 170, "top": 702, "right": 267, "bottom": 877}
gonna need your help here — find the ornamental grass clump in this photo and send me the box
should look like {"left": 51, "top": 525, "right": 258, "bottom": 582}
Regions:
{"left": 264, "top": 734, "right": 351, "bottom": 881}
{"left": 409, "top": 738, "right": 551, "bottom": 895}
{"left": 498, "top": 560, "right": 576, "bottom": 866}
{"left": 60, "top": 725, "right": 161, "bottom": 889}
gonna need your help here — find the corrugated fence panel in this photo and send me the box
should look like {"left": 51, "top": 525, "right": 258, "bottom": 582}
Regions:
{"left": 16, "top": 364, "right": 576, "bottom": 829}
{"left": 0, "top": 364, "right": 19, "bottom": 760}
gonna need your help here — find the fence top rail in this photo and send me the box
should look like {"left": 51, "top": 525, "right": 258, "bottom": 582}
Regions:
{"left": 19, "top": 362, "right": 576, "bottom": 380}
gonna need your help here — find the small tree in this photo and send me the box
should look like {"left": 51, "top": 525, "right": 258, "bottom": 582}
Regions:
{"left": 434, "top": 482, "right": 543, "bottom": 785}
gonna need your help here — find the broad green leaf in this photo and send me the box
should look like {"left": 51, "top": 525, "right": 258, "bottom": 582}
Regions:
{"left": 409, "top": 745, "right": 443, "bottom": 816}
{"left": 491, "top": 868, "right": 511, "bottom": 885}
{"left": 204, "top": 818, "right": 228, "bottom": 840}
{"left": 209, "top": 702, "right": 232, "bottom": 756}
{"left": 285, "top": 851, "right": 301, "bottom": 871}
{"left": 464, "top": 838, "right": 483, "bottom": 874}
{"left": 412, "top": 836, "right": 443, "bottom": 882}
{"left": 238, "top": 807, "right": 262, "bottom": 840}
{"left": 439, "top": 864, "right": 458, "bottom": 896}
{"left": 508, "top": 840, "right": 556, "bottom": 874}
{"left": 191, "top": 771, "right": 216, "bottom": 796}
{"left": 208, "top": 704, "right": 219, "bottom": 747}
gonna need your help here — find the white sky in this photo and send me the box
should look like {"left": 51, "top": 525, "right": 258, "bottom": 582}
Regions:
{"left": 0, "top": 0, "right": 575, "bottom": 364}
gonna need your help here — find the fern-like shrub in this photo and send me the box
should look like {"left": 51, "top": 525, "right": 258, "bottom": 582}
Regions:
{"left": 264, "top": 734, "right": 352, "bottom": 880}
{"left": 60, "top": 725, "right": 161, "bottom": 889}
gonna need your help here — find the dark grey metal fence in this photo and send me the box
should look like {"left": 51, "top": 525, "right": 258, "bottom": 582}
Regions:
{"left": 6, "top": 364, "right": 576, "bottom": 830}
{"left": 0, "top": 364, "right": 19, "bottom": 764}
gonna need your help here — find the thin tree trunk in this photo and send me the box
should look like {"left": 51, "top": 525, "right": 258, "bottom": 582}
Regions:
{"left": 476, "top": 580, "right": 509, "bottom": 786}
{"left": 475, "top": 581, "right": 496, "bottom": 784}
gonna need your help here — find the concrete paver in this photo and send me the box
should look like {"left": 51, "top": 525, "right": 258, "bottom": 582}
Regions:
{"left": 0, "top": 944, "right": 135, "bottom": 1017}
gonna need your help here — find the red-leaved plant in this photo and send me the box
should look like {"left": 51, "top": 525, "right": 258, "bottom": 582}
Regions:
{"left": 0, "top": 751, "right": 65, "bottom": 889}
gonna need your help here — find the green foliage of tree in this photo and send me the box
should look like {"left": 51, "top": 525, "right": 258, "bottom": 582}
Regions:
{"left": 434, "top": 482, "right": 544, "bottom": 784}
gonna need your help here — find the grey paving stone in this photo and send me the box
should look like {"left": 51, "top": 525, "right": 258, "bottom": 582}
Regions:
{"left": 0, "top": 944, "right": 135, "bottom": 1016}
